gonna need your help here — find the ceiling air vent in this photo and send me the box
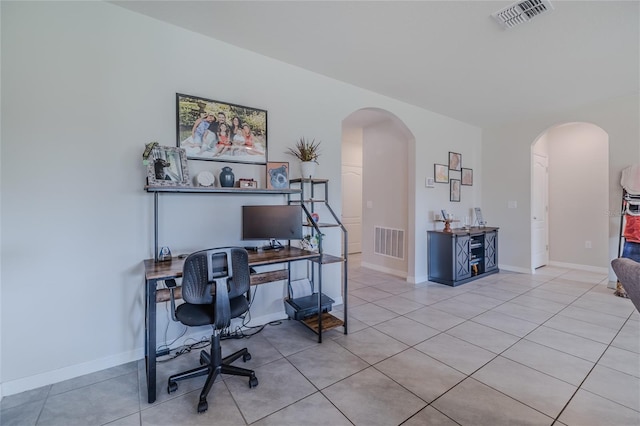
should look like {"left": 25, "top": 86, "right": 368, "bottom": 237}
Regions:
{"left": 492, "top": 0, "right": 554, "bottom": 29}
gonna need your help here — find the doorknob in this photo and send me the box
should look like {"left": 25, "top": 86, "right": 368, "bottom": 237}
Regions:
{"left": 533, "top": 217, "right": 537, "bottom": 220}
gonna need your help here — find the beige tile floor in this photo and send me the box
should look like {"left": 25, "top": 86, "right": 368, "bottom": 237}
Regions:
{"left": 2, "top": 255, "right": 639, "bottom": 425}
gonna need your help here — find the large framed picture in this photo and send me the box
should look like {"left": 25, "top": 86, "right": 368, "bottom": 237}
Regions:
{"left": 146, "top": 145, "right": 190, "bottom": 187}
{"left": 176, "top": 93, "right": 267, "bottom": 164}
{"left": 266, "top": 161, "right": 289, "bottom": 189}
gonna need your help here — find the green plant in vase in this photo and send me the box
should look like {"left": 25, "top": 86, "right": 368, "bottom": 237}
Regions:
{"left": 287, "top": 137, "right": 321, "bottom": 178}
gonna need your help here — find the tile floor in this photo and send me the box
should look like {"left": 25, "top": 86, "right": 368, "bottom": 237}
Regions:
{"left": 2, "top": 256, "right": 639, "bottom": 425}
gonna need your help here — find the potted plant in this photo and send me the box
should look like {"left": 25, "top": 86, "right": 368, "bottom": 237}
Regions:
{"left": 287, "top": 137, "right": 321, "bottom": 178}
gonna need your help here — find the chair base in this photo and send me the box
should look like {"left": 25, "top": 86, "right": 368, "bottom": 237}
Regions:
{"left": 167, "top": 333, "right": 258, "bottom": 413}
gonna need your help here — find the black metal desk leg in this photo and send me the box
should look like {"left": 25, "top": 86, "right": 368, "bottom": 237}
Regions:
{"left": 145, "top": 278, "right": 157, "bottom": 403}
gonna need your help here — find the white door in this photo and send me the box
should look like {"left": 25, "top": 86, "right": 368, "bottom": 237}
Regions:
{"left": 342, "top": 165, "right": 362, "bottom": 253}
{"left": 532, "top": 154, "right": 549, "bottom": 269}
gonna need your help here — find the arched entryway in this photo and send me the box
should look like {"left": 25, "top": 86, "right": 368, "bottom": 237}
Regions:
{"left": 341, "top": 108, "right": 415, "bottom": 279}
{"left": 531, "top": 122, "right": 609, "bottom": 273}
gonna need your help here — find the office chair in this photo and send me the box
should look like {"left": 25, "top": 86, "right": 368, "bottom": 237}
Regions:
{"left": 166, "top": 247, "right": 258, "bottom": 413}
{"left": 611, "top": 257, "right": 640, "bottom": 313}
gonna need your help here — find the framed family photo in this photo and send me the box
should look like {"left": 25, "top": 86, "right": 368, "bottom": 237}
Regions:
{"left": 176, "top": 93, "right": 267, "bottom": 164}
{"left": 146, "top": 145, "right": 190, "bottom": 187}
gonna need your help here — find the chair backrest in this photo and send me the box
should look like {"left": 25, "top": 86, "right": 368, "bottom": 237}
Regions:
{"left": 181, "top": 247, "right": 251, "bottom": 305}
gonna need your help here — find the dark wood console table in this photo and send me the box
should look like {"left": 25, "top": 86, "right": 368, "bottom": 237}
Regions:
{"left": 427, "top": 227, "right": 499, "bottom": 286}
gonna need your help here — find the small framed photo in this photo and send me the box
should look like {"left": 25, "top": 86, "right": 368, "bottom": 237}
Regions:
{"left": 266, "top": 161, "right": 289, "bottom": 189}
{"left": 434, "top": 164, "right": 449, "bottom": 183}
{"left": 147, "top": 146, "right": 190, "bottom": 187}
{"left": 450, "top": 179, "right": 461, "bottom": 202}
{"left": 461, "top": 168, "right": 473, "bottom": 186}
{"left": 449, "top": 152, "right": 462, "bottom": 171}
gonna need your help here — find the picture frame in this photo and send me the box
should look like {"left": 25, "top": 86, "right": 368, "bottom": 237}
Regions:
{"left": 176, "top": 93, "right": 267, "bottom": 165}
{"left": 450, "top": 179, "right": 461, "bottom": 202}
{"left": 449, "top": 152, "right": 462, "bottom": 171}
{"left": 266, "top": 161, "right": 289, "bottom": 189}
{"left": 461, "top": 168, "right": 473, "bottom": 186}
{"left": 146, "top": 145, "right": 190, "bottom": 187}
{"left": 434, "top": 164, "right": 449, "bottom": 183}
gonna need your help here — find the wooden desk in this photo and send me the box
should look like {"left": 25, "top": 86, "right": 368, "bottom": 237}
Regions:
{"left": 143, "top": 247, "right": 323, "bottom": 403}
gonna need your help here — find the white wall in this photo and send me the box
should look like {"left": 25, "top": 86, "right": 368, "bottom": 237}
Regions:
{"left": 1, "top": 1, "right": 481, "bottom": 394}
{"left": 547, "top": 123, "right": 609, "bottom": 269}
{"left": 483, "top": 95, "right": 640, "bottom": 273}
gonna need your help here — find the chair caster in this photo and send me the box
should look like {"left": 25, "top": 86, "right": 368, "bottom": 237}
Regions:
{"left": 197, "top": 400, "right": 208, "bottom": 413}
{"left": 243, "top": 353, "right": 251, "bottom": 362}
{"left": 167, "top": 381, "right": 178, "bottom": 393}
{"left": 249, "top": 375, "right": 259, "bottom": 388}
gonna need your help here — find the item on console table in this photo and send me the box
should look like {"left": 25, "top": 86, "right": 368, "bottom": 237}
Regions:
{"left": 437, "top": 218, "right": 459, "bottom": 233}
{"left": 219, "top": 166, "right": 235, "bottom": 187}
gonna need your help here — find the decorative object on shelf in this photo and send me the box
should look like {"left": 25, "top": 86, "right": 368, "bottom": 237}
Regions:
{"left": 142, "top": 141, "right": 159, "bottom": 165}
{"left": 266, "top": 161, "right": 289, "bottom": 189}
{"left": 219, "top": 166, "right": 235, "bottom": 187}
{"left": 450, "top": 179, "right": 461, "bottom": 202}
{"left": 311, "top": 213, "right": 320, "bottom": 223}
{"left": 158, "top": 246, "right": 172, "bottom": 262}
{"left": 146, "top": 145, "right": 190, "bottom": 187}
{"left": 301, "top": 233, "right": 324, "bottom": 251}
{"left": 449, "top": 152, "right": 462, "bottom": 171}
{"left": 462, "top": 168, "right": 473, "bottom": 186}
{"left": 176, "top": 93, "right": 267, "bottom": 165}
{"left": 287, "top": 137, "right": 321, "bottom": 178}
{"left": 195, "top": 171, "right": 216, "bottom": 187}
{"left": 238, "top": 178, "right": 258, "bottom": 189}
{"left": 434, "top": 164, "right": 449, "bottom": 183}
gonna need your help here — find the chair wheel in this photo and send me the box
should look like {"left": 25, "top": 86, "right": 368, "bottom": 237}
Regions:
{"left": 167, "top": 381, "right": 178, "bottom": 393}
{"left": 197, "top": 400, "right": 208, "bottom": 413}
{"left": 249, "top": 376, "right": 259, "bottom": 388}
{"left": 243, "top": 353, "right": 251, "bottom": 362}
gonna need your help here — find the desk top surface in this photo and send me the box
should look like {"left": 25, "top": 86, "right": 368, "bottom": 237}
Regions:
{"left": 144, "top": 247, "right": 321, "bottom": 280}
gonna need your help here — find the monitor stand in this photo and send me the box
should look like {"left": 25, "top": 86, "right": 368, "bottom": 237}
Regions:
{"left": 261, "top": 240, "right": 284, "bottom": 251}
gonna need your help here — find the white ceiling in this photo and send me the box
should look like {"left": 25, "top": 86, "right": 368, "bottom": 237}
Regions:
{"left": 112, "top": 1, "right": 639, "bottom": 128}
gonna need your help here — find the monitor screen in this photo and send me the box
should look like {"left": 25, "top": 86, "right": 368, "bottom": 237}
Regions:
{"left": 242, "top": 205, "right": 303, "bottom": 241}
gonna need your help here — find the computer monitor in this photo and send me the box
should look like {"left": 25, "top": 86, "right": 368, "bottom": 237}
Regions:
{"left": 242, "top": 205, "right": 303, "bottom": 246}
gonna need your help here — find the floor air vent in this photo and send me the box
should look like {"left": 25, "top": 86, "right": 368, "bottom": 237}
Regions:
{"left": 374, "top": 226, "right": 405, "bottom": 260}
{"left": 492, "top": 0, "right": 554, "bottom": 29}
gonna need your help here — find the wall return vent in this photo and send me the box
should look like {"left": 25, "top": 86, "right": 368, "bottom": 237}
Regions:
{"left": 492, "top": 0, "right": 554, "bottom": 29}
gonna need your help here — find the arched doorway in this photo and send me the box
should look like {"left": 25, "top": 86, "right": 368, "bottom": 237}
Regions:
{"left": 341, "top": 108, "right": 415, "bottom": 279}
{"left": 531, "top": 122, "right": 609, "bottom": 272}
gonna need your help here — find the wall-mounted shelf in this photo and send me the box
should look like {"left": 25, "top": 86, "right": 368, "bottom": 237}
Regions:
{"left": 145, "top": 185, "right": 301, "bottom": 195}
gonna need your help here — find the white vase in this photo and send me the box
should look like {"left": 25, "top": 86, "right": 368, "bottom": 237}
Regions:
{"left": 300, "top": 161, "right": 316, "bottom": 179}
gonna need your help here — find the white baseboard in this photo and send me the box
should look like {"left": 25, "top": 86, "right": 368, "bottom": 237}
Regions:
{"left": 360, "top": 262, "right": 407, "bottom": 279}
{"left": 499, "top": 264, "right": 531, "bottom": 274}
{"left": 1, "top": 310, "right": 287, "bottom": 397}
{"left": 548, "top": 261, "right": 608, "bottom": 274}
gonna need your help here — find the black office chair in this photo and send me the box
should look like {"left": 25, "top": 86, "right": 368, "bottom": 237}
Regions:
{"left": 166, "top": 247, "right": 258, "bottom": 413}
